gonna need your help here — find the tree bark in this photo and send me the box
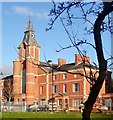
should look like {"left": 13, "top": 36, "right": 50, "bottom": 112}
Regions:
{"left": 82, "top": 3, "right": 113, "bottom": 120}
{"left": 82, "top": 70, "right": 107, "bottom": 120}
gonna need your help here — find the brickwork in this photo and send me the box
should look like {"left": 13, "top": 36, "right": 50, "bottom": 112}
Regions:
{"left": 11, "top": 20, "right": 107, "bottom": 110}
{"left": 0, "top": 19, "right": 112, "bottom": 111}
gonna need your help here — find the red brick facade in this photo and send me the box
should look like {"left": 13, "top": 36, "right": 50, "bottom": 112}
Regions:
{"left": 0, "top": 19, "right": 112, "bottom": 111}
{"left": 11, "top": 20, "right": 106, "bottom": 111}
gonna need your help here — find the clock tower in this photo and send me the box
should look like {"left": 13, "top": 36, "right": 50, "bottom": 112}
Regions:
{"left": 13, "top": 18, "right": 40, "bottom": 104}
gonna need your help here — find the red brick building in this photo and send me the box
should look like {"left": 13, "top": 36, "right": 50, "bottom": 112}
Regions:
{"left": 0, "top": 75, "right": 13, "bottom": 102}
{"left": 1, "top": 19, "right": 112, "bottom": 111}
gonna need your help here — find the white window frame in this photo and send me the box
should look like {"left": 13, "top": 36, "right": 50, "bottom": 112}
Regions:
{"left": 63, "top": 73, "right": 67, "bottom": 79}
{"left": 74, "top": 74, "right": 78, "bottom": 78}
{"left": 63, "top": 84, "right": 67, "bottom": 93}
{"left": 53, "top": 85, "right": 58, "bottom": 94}
{"left": 58, "top": 99, "right": 62, "bottom": 106}
{"left": 40, "top": 86, "right": 43, "bottom": 95}
{"left": 73, "top": 83, "right": 80, "bottom": 92}
{"left": 53, "top": 75, "right": 56, "bottom": 80}
{"left": 73, "top": 99, "right": 80, "bottom": 107}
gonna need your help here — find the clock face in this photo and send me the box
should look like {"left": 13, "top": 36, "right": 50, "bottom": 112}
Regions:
{"left": 31, "top": 34, "right": 34, "bottom": 38}
{"left": 25, "top": 34, "right": 34, "bottom": 38}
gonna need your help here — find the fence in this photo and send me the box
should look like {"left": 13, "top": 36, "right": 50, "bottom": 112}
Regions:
{"left": 0, "top": 100, "right": 57, "bottom": 112}
{"left": 0, "top": 101, "right": 26, "bottom": 112}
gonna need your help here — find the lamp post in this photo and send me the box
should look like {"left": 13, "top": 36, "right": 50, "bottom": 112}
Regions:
{"left": 48, "top": 60, "right": 54, "bottom": 112}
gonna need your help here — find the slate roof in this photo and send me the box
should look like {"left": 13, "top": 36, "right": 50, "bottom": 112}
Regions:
{"left": 39, "top": 61, "right": 98, "bottom": 73}
{"left": 18, "top": 19, "right": 40, "bottom": 48}
{"left": 0, "top": 75, "right": 13, "bottom": 80}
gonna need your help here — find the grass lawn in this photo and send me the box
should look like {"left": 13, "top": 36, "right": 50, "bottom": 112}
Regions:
{"left": 1, "top": 112, "right": 113, "bottom": 120}
{"left": 0, "top": 112, "right": 2, "bottom": 119}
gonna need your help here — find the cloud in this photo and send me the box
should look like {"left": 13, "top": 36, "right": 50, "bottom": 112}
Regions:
{"left": 12, "top": 6, "right": 49, "bottom": 19}
{"left": 13, "top": 6, "right": 29, "bottom": 15}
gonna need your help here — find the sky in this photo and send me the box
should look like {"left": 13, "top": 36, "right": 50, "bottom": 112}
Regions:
{"left": 1, "top": 1, "right": 112, "bottom": 78}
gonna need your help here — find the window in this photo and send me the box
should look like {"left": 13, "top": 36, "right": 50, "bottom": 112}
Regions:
{"left": 73, "top": 99, "right": 80, "bottom": 107}
{"left": 53, "top": 85, "right": 58, "bottom": 94}
{"left": 63, "top": 73, "right": 67, "bottom": 79}
{"left": 73, "top": 83, "right": 80, "bottom": 92}
{"left": 22, "top": 69, "right": 26, "bottom": 93}
{"left": 40, "top": 86, "right": 43, "bottom": 95}
{"left": 74, "top": 74, "right": 78, "bottom": 78}
{"left": 63, "top": 84, "right": 67, "bottom": 93}
{"left": 65, "top": 99, "right": 68, "bottom": 108}
{"left": 22, "top": 99, "right": 25, "bottom": 105}
{"left": 58, "top": 99, "right": 62, "bottom": 106}
{"left": 53, "top": 75, "right": 56, "bottom": 80}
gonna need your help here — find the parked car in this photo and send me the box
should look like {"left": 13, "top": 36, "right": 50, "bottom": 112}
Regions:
{"left": 27, "top": 101, "right": 49, "bottom": 112}
{"left": 27, "top": 104, "right": 39, "bottom": 112}
{"left": 99, "top": 105, "right": 108, "bottom": 110}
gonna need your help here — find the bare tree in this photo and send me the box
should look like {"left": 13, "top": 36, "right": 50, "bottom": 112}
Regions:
{"left": 46, "top": 1, "right": 113, "bottom": 120}
{"left": 2, "top": 78, "right": 14, "bottom": 111}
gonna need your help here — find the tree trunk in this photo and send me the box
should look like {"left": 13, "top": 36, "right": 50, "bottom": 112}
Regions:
{"left": 82, "top": 69, "right": 107, "bottom": 120}
{"left": 8, "top": 98, "right": 11, "bottom": 112}
{"left": 82, "top": 2, "right": 113, "bottom": 120}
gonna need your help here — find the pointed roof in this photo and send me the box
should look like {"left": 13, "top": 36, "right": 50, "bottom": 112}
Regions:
{"left": 25, "top": 18, "right": 34, "bottom": 32}
{"left": 19, "top": 18, "right": 40, "bottom": 48}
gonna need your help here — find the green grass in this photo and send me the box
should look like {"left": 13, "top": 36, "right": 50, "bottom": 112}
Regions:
{"left": 0, "top": 112, "right": 2, "bottom": 119}
{"left": 1, "top": 112, "right": 113, "bottom": 120}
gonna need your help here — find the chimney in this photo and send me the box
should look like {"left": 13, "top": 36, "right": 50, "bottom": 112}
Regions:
{"left": 75, "top": 54, "right": 90, "bottom": 65}
{"left": 58, "top": 58, "right": 66, "bottom": 67}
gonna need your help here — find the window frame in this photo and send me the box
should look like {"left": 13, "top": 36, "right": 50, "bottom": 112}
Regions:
{"left": 40, "top": 86, "right": 43, "bottom": 95}
{"left": 53, "top": 85, "right": 58, "bottom": 94}
{"left": 73, "top": 99, "right": 81, "bottom": 107}
{"left": 74, "top": 74, "right": 78, "bottom": 78}
{"left": 53, "top": 75, "right": 56, "bottom": 80}
{"left": 73, "top": 83, "right": 80, "bottom": 92}
{"left": 63, "top": 73, "right": 67, "bottom": 79}
{"left": 63, "top": 84, "right": 67, "bottom": 93}
{"left": 58, "top": 99, "right": 62, "bottom": 106}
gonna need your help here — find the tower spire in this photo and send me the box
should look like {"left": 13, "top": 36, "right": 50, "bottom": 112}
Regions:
{"left": 18, "top": 13, "right": 40, "bottom": 48}
{"left": 25, "top": 10, "right": 34, "bottom": 32}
